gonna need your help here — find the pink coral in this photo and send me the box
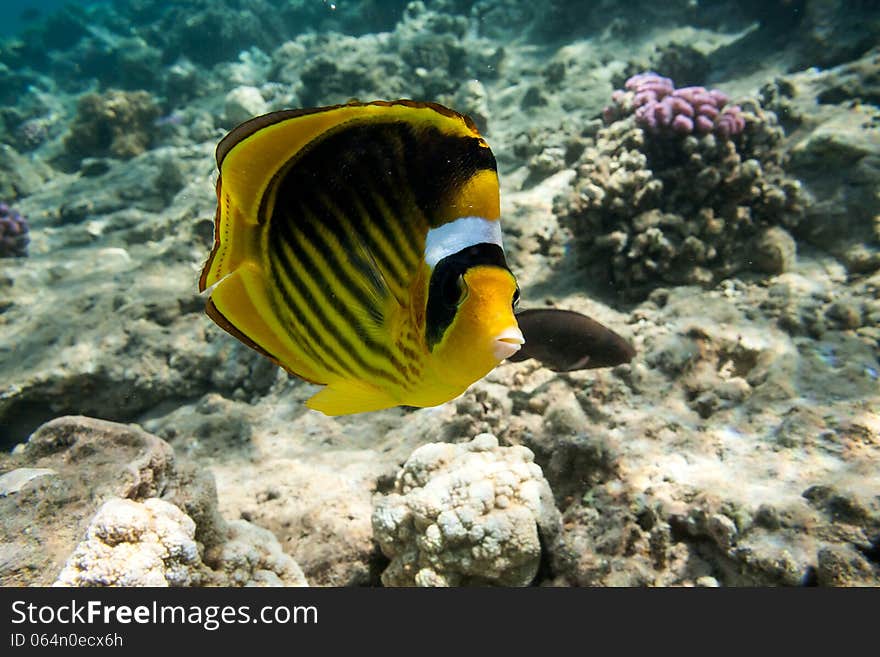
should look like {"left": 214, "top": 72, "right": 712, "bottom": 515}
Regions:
{"left": 0, "top": 202, "right": 30, "bottom": 258}
{"left": 606, "top": 72, "right": 746, "bottom": 139}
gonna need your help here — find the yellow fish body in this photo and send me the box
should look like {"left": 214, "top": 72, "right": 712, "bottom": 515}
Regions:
{"left": 199, "top": 100, "right": 524, "bottom": 415}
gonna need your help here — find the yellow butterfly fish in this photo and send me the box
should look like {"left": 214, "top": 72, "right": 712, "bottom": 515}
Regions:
{"left": 199, "top": 100, "right": 634, "bottom": 415}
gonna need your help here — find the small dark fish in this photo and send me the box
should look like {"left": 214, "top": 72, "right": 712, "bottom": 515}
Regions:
{"left": 509, "top": 308, "right": 636, "bottom": 371}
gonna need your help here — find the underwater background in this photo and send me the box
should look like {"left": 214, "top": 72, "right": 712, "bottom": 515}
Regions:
{"left": 0, "top": 0, "right": 878, "bottom": 586}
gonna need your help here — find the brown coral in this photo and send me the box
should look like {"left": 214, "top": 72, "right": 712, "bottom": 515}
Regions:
{"left": 63, "top": 89, "right": 160, "bottom": 162}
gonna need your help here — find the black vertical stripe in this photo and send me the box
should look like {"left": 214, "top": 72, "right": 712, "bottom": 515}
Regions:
{"left": 270, "top": 221, "right": 379, "bottom": 381}
{"left": 297, "top": 208, "right": 388, "bottom": 330}
{"left": 269, "top": 120, "right": 496, "bottom": 274}
{"left": 366, "top": 132, "right": 410, "bottom": 224}
{"left": 386, "top": 128, "right": 422, "bottom": 226}
{"left": 283, "top": 156, "right": 407, "bottom": 296}
{"left": 304, "top": 187, "right": 389, "bottom": 303}
{"left": 347, "top": 177, "right": 412, "bottom": 282}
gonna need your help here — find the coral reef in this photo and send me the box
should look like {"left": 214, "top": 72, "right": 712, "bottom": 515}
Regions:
{"left": 611, "top": 43, "right": 712, "bottom": 93}
{"left": 754, "top": 226, "right": 797, "bottom": 275}
{"left": 14, "top": 117, "right": 51, "bottom": 151}
{"left": 55, "top": 498, "right": 307, "bottom": 587}
{"left": 55, "top": 498, "right": 206, "bottom": 587}
{"left": 0, "top": 416, "right": 307, "bottom": 587}
{"left": 714, "top": 0, "right": 880, "bottom": 72}
{"left": 266, "top": 2, "right": 505, "bottom": 117}
{"left": 0, "top": 0, "right": 878, "bottom": 592}
{"left": 535, "top": 278, "right": 880, "bottom": 586}
{"left": 471, "top": 0, "right": 698, "bottom": 42}
{"left": 62, "top": 90, "right": 161, "bottom": 164}
{"left": 372, "top": 433, "right": 561, "bottom": 587}
{"left": 0, "top": 143, "right": 52, "bottom": 199}
{"left": 649, "top": 43, "right": 711, "bottom": 88}
{"left": 223, "top": 86, "right": 268, "bottom": 128}
{"left": 0, "top": 0, "right": 413, "bottom": 93}
{"left": 557, "top": 82, "right": 807, "bottom": 298}
{"left": 0, "top": 85, "right": 65, "bottom": 157}
{"left": 199, "top": 400, "right": 384, "bottom": 587}
{"left": 757, "top": 53, "right": 880, "bottom": 274}
{"left": 0, "top": 203, "right": 29, "bottom": 257}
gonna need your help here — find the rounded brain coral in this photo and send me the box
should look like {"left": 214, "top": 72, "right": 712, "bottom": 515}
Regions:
{"left": 372, "top": 433, "right": 561, "bottom": 587}
{"left": 53, "top": 497, "right": 309, "bottom": 587}
{"left": 54, "top": 498, "right": 202, "bottom": 587}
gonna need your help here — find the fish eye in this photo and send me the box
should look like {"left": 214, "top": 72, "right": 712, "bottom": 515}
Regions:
{"left": 456, "top": 275, "right": 469, "bottom": 304}
{"left": 443, "top": 273, "right": 468, "bottom": 307}
{"left": 512, "top": 286, "right": 520, "bottom": 308}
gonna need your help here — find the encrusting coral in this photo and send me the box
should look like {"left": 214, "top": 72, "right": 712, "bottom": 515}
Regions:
{"left": 372, "top": 434, "right": 561, "bottom": 587}
{"left": 556, "top": 73, "right": 809, "bottom": 298}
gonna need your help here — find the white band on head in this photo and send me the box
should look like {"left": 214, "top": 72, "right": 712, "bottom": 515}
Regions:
{"left": 424, "top": 216, "right": 504, "bottom": 268}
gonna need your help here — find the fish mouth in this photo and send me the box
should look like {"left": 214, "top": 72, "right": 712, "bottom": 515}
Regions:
{"left": 493, "top": 327, "right": 525, "bottom": 361}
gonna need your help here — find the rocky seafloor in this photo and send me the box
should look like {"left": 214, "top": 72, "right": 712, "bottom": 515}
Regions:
{"left": 0, "top": 0, "right": 878, "bottom": 587}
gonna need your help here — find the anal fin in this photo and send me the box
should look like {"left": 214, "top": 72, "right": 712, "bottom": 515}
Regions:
{"left": 306, "top": 379, "right": 399, "bottom": 416}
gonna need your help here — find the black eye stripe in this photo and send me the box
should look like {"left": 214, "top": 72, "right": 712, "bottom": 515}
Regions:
{"left": 425, "top": 243, "right": 512, "bottom": 349}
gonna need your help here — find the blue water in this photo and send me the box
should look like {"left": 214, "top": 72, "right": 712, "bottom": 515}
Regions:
{"left": 0, "top": 0, "right": 111, "bottom": 37}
